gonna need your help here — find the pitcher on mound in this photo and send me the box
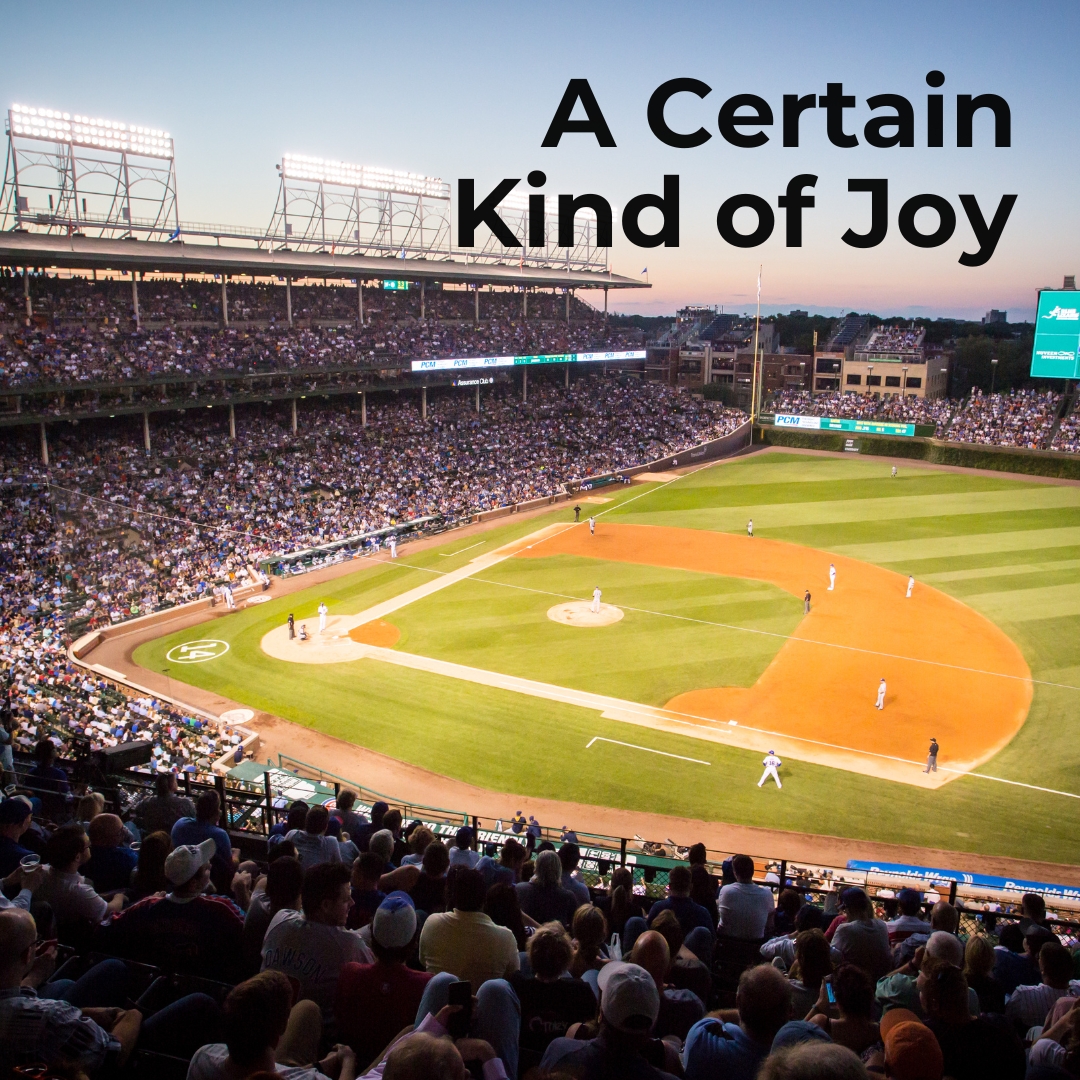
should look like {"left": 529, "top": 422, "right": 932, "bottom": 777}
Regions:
{"left": 591, "top": 586, "right": 602, "bottom": 614}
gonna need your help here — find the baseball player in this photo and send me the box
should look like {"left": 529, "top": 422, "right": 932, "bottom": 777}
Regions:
{"left": 222, "top": 584, "right": 235, "bottom": 609}
{"left": 924, "top": 738, "right": 939, "bottom": 773}
{"left": 906, "top": 575, "right": 915, "bottom": 598}
{"left": 875, "top": 677, "right": 886, "bottom": 710}
{"left": 591, "top": 586, "right": 602, "bottom": 614}
{"left": 828, "top": 563, "right": 836, "bottom": 591}
{"left": 287, "top": 613, "right": 295, "bottom": 640}
{"left": 589, "top": 516, "right": 596, "bottom": 535}
{"left": 891, "top": 466, "right": 897, "bottom": 478}
{"left": 318, "top": 601, "right": 328, "bottom": 633}
{"left": 804, "top": 589, "right": 811, "bottom": 614}
{"left": 758, "top": 750, "right": 782, "bottom": 789}
{"left": 574, "top": 505, "right": 581, "bottom": 522}
{"left": 747, "top": 518, "right": 753, "bottom": 538}
{"left": 389, "top": 536, "right": 398, "bottom": 559}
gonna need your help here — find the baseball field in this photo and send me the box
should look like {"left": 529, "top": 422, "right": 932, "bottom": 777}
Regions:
{"left": 133, "top": 451, "right": 1080, "bottom": 866}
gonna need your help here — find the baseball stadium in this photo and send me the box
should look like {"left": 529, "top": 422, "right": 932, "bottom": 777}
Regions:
{"left": 2, "top": 85, "right": 1080, "bottom": 1080}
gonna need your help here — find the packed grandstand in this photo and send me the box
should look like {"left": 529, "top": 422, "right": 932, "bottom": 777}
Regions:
{"left": 2, "top": 272, "right": 1079, "bottom": 1080}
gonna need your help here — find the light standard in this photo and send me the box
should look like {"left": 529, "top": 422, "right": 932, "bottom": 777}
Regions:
{"left": 867, "top": 364, "right": 874, "bottom": 396}
{"left": 989, "top": 357, "right": 999, "bottom": 395}
{"left": 901, "top": 364, "right": 908, "bottom": 399}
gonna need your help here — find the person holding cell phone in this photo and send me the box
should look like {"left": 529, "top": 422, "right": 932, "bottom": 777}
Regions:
{"left": 806, "top": 963, "right": 880, "bottom": 1056}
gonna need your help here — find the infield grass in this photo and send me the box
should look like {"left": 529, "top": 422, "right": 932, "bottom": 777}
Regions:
{"left": 135, "top": 453, "right": 1080, "bottom": 866}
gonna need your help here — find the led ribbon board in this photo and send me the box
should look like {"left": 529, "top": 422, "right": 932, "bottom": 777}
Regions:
{"left": 773, "top": 414, "right": 917, "bottom": 437}
{"left": 411, "top": 350, "right": 646, "bottom": 372}
{"left": 1031, "top": 291, "right": 1080, "bottom": 379}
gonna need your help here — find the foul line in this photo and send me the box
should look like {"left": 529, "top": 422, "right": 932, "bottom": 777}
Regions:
{"left": 438, "top": 541, "right": 486, "bottom": 557}
{"left": 586, "top": 736, "right": 711, "bottom": 765}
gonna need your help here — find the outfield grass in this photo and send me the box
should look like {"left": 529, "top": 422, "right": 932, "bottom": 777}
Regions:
{"left": 135, "top": 454, "right": 1080, "bottom": 866}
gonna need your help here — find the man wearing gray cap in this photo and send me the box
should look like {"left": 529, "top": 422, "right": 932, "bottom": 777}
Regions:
{"left": 540, "top": 961, "right": 677, "bottom": 1079}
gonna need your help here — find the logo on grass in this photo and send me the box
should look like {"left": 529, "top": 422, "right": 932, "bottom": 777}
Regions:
{"left": 166, "top": 639, "right": 230, "bottom": 664}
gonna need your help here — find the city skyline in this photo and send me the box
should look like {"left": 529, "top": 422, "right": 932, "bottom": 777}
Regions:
{"left": 1, "top": 0, "right": 1075, "bottom": 320}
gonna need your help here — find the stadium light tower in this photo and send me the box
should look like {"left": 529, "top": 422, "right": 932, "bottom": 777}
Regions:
{"left": 266, "top": 153, "right": 452, "bottom": 258}
{"left": 0, "top": 104, "right": 179, "bottom": 239}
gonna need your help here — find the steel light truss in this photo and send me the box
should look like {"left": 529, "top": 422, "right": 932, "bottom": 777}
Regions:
{"left": 0, "top": 104, "right": 179, "bottom": 240}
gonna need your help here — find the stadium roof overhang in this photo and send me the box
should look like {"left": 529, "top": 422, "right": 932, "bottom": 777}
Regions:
{"left": 0, "top": 232, "right": 649, "bottom": 291}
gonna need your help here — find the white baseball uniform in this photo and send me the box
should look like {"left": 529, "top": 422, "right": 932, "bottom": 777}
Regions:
{"left": 589, "top": 517, "right": 595, "bottom": 535}
{"left": 223, "top": 585, "right": 235, "bottom": 609}
{"left": 389, "top": 537, "right": 397, "bottom": 558}
{"left": 591, "top": 587, "right": 602, "bottom": 614}
{"left": 891, "top": 466, "right": 897, "bottom": 478}
{"left": 875, "top": 679, "right": 886, "bottom": 710}
{"left": 828, "top": 564, "right": 836, "bottom": 591}
{"left": 747, "top": 519, "right": 753, "bottom": 537}
{"left": 758, "top": 753, "right": 782, "bottom": 789}
{"left": 906, "top": 575, "right": 914, "bottom": 598}
{"left": 318, "top": 602, "right": 328, "bottom": 633}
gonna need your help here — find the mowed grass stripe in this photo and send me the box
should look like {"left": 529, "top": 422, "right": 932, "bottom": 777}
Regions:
{"left": 831, "top": 526, "right": 1080, "bottom": 563}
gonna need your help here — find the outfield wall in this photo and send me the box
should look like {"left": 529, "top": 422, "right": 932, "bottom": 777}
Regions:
{"left": 754, "top": 425, "right": 1080, "bottom": 480}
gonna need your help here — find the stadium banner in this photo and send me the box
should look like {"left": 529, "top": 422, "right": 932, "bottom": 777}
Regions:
{"left": 411, "top": 349, "right": 646, "bottom": 372}
{"left": 768, "top": 413, "right": 918, "bottom": 437}
{"left": 846, "top": 859, "right": 1080, "bottom": 902}
{"left": 1031, "top": 290, "right": 1080, "bottom": 379}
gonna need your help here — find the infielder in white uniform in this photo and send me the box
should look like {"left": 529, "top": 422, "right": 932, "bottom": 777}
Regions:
{"left": 588, "top": 516, "right": 595, "bottom": 535}
{"left": 828, "top": 563, "right": 836, "bottom": 591}
{"left": 891, "top": 466, "right": 897, "bottom": 478}
{"left": 758, "top": 750, "right": 782, "bottom": 789}
{"left": 222, "top": 584, "right": 235, "bottom": 609}
{"left": 318, "top": 601, "right": 328, "bottom": 633}
{"left": 747, "top": 519, "right": 753, "bottom": 537}
{"left": 591, "top": 586, "right": 602, "bottom": 614}
{"left": 906, "top": 575, "right": 915, "bottom": 598}
{"left": 389, "top": 536, "right": 398, "bottom": 559}
{"left": 875, "top": 677, "right": 886, "bottom": 710}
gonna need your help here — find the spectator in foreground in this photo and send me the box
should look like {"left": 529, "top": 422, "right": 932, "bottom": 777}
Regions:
{"left": 477, "top": 836, "right": 526, "bottom": 889}
{"left": 288, "top": 804, "right": 342, "bottom": 869}
{"left": 418, "top": 866, "right": 520, "bottom": 987}
{"left": 337, "top": 892, "right": 433, "bottom": 1069}
{"left": 783, "top": 928, "right": 833, "bottom": 1018}
{"left": 97, "top": 838, "right": 246, "bottom": 983}
{"left": 333, "top": 789, "right": 368, "bottom": 841}
{"left": 539, "top": 961, "right": 672, "bottom": 1079}
{"left": 717, "top": 854, "right": 774, "bottom": 940}
{"left": 242, "top": 854, "right": 304, "bottom": 976}
{"left": 448, "top": 825, "right": 479, "bottom": 869}
{"left": 83, "top": 813, "right": 138, "bottom": 894}
{"left": 483, "top": 881, "right": 530, "bottom": 953}
{"left": 992, "top": 921, "right": 1040, "bottom": 995}
{"left": 410, "top": 839, "right": 451, "bottom": 915}
{"left": 963, "top": 934, "right": 1006, "bottom": 1014}
{"left": 1004, "top": 940, "right": 1076, "bottom": 1032}
{"left": 347, "top": 852, "right": 387, "bottom": 929}
{"left": 569, "top": 902, "right": 609, "bottom": 978}
{"left": 0, "top": 797, "right": 35, "bottom": 876}
{"left": 807, "top": 963, "right": 879, "bottom": 1055}
{"left": 595, "top": 865, "right": 647, "bottom": 938}
{"left": 516, "top": 849, "right": 577, "bottom": 928}
{"left": 647, "top": 865, "right": 714, "bottom": 947}
{"left": 261, "top": 862, "right": 374, "bottom": 1033}
{"left": 629, "top": 929, "right": 705, "bottom": 1041}
{"left": 126, "top": 829, "right": 173, "bottom": 903}
{"left": 683, "top": 964, "right": 793, "bottom": 1080}
{"left": 189, "top": 969, "right": 357, "bottom": 1080}
{"left": 172, "top": 789, "right": 234, "bottom": 888}
{"left": 886, "top": 888, "right": 931, "bottom": 945}
{"left": 876, "top": 931, "right": 982, "bottom": 1018}
{"left": 133, "top": 770, "right": 195, "bottom": 835}
{"left": 38, "top": 822, "right": 124, "bottom": 925}
{"left": 758, "top": 1041, "right": 870, "bottom": 1079}
{"left": 400, "top": 824, "right": 435, "bottom": 867}
{"left": 830, "top": 888, "right": 892, "bottom": 981}
{"left": 558, "top": 842, "right": 591, "bottom": 905}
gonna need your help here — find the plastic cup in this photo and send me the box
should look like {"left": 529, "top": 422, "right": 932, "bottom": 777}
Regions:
{"left": 20, "top": 854, "right": 41, "bottom": 869}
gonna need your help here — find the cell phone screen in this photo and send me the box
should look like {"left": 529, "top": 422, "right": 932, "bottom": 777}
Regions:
{"left": 447, "top": 980, "right": 472, "bottom": 1039}
{"left": 825, "top": 978, "right": 836, "bottom": 1004}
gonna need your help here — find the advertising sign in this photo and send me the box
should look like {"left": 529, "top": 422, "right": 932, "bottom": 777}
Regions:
{"left": 773, "top": 414, "right": 917, "bottom": 437}
{"left": 411, "top": 350, "right": 646, "bottom": 372}
{"left": 1031, "top": 291, "right": 1080, "bottom": 379}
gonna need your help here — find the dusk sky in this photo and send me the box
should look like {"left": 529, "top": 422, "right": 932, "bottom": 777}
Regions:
{"left": 2, "top": 0, "right": 1076, "bottom": 319}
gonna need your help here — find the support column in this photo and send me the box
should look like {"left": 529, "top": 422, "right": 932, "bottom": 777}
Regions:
{"left": 286, "top": 275, "right": 293, "bottom": 326}
{"left": 39, "top": 422, "right": 48, "bottom": 466}
{"left": 603, "top": 286, "right": 609, "bottom": 320}
{"left": 522, "top": 368, "right": 528, "bottom": 403}
{"left": 143, "top": 411, "right": 151, "bottom": 452}
{"left": 361, "top": 391, "right": 367, "bottom": 427}
{"left": 566, "top": 288, "right": 570, "bottom": 325}
{"left": 228, "top": 402, "right": 236, "bottom": 439}
{"left": 523, "top": 288, "right": 528, "bottom": 319}
{"left": 24, "top": 269, "right": 32, "bottom": 322}
{"left": 132, "top": 275, "right": 140, "bottom": 328}
{"left": 565, "top": 364, "right": 570, "bottom": 389}
{"left": 474, "top": 287, "right": 479, "bottom": 323}
{"left": 475, "top": 383, "right": 480, "bottom": 413}
{"left": 357, "top": 279, "right": 364, "bottom": 327}
{"left": 221, "top": 275, "right": 229, "bottom": 327}
{"left": 291, "top": 398, "right": 297, "bottom": 434}
{"left": 420, "top": 279, "right": 426, "bottom": 320}
{"left": 421, "top": 386, "right": 427, "bottom": 419}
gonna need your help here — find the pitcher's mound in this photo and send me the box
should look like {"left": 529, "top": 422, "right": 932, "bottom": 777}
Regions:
{"left": 547, "top": 601, "right": 624, "bottom": 628}
{"left": 348, "top": 619, "right": 401, "bottom": 647}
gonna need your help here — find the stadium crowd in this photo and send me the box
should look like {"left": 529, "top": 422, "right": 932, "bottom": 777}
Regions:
{"left": 1, "top": 785, "right": 1078, "bottom": 1080}
{"left": 768, "top": 389, "right": 1066, "bottom": 450}
{"left": 862, "top": 327, "right": 924, "bottom": 352}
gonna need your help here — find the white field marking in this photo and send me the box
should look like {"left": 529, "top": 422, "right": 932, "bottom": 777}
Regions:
{"left": 586, "top": 736, "right": 711, "bottom": 765}
{"left": 438, "top": 541, "right": 486, "bottom": 557}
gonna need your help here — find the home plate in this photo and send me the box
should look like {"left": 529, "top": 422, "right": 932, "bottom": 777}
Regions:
{"left": 547, "top": 601, "right": 624, "bottom": 627}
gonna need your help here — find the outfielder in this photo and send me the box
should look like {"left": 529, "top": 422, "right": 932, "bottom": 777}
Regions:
{"left": 758, "top": 750, "right": 782, "bottom": 789}
{"left": 906, "top": 575, "right": 915, "bottom": 598}
{"left": 875, "top": 677, "right": 886, "bottom": 710}
{"left": 747, "top": 518, "right": 753, "bottom": 538}
{"left": 591, "top": 586, "right": 602, "bottom": 614}
{"left": 588, "top": 516, "right": 596, "bottom": 535}
{"left": 318, "top": 601, "right": 328, "bottom": 633}
{"left": 828, "top": 563, "right": 836, "bottom": 591}
{"left": 891, "top": 466, "right": 897, "bottom": 478}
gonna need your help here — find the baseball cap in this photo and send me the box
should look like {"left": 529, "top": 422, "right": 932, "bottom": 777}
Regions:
{"left": 597, "top": 961, "right": 660, "bottom": 1032}
{"left": 771, "top": 1020, "right": 831, "bottom": 1052}
{"left": 456, "top": 825, "right": 474, "bottom": 845}
{"left": 372, "top": 891, "right": 417, "bottom": 949}
{"left": 879, "top": 1007, "right": 922, "bottom": 1040}
{"left": 164, "top": 838, "right": 216, "bottom": 886}
{"left": 897, "top": 887, "right": 922, "bottom": 906}
{"left": 0, "top": 797, "right": 33, "bottom": 825}
{"left": 839, "top": 886, "right": 865, "bottom": 909}
{"left": 884, "top": 1021, "right": 943, "bottom": 1080}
